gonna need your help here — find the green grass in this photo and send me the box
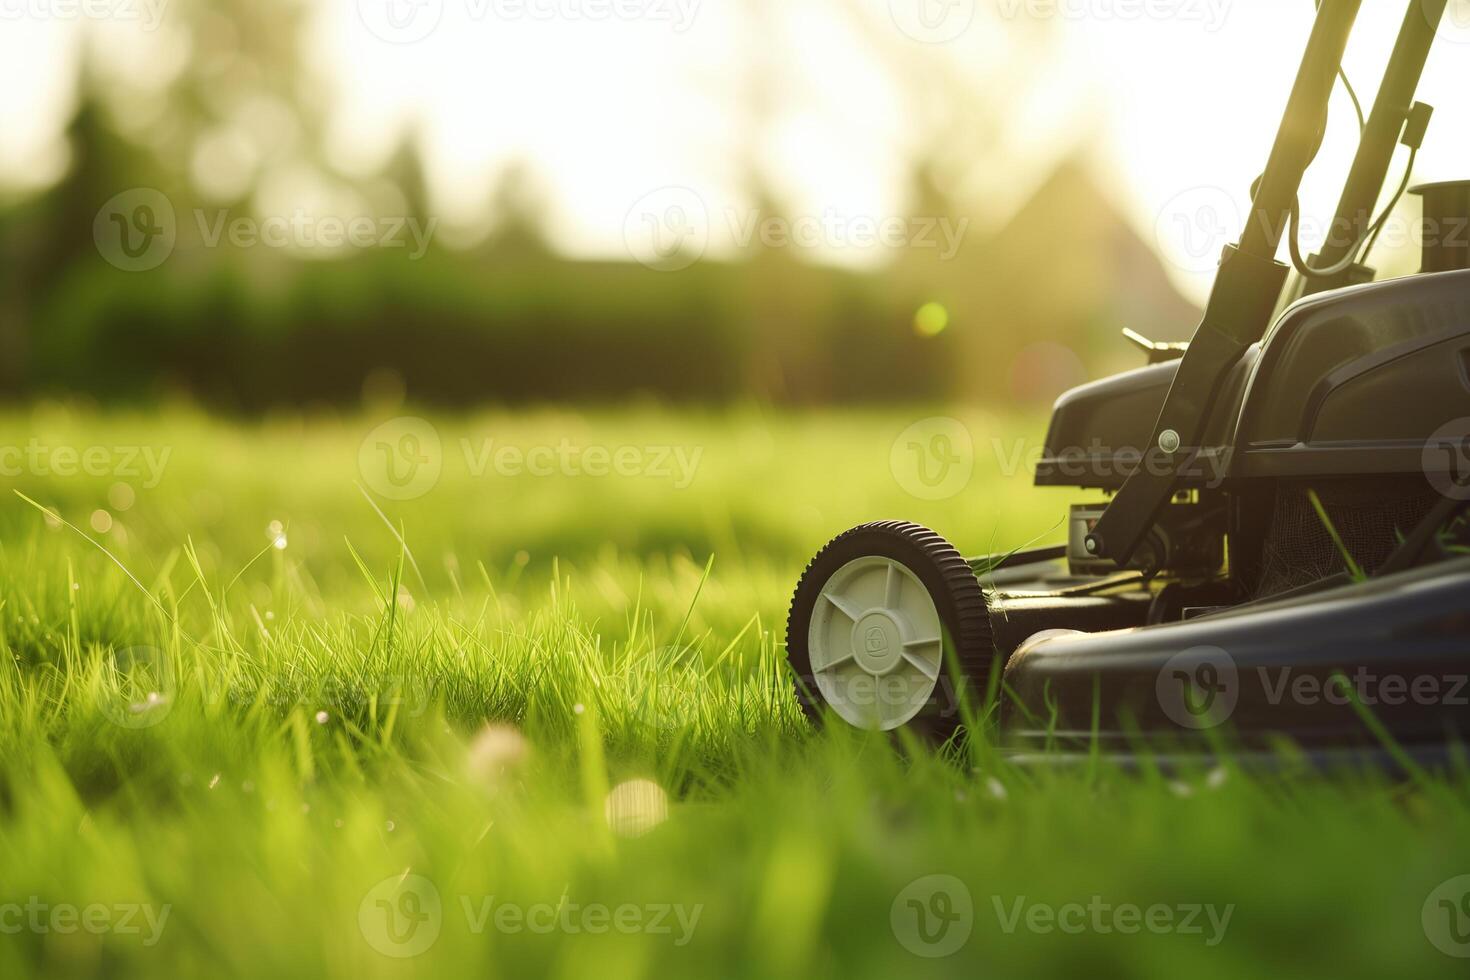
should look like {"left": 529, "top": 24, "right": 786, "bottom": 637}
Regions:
{"left": 0, "top": 405, "right": 1467, "bottom": 979}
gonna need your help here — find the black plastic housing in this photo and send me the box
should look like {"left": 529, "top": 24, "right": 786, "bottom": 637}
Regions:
{"left": 1034, "top": 268, "right": 1470, "bottom": 489}
{"left": 1002, "top": 559, "right": 1470, "bottom": 755}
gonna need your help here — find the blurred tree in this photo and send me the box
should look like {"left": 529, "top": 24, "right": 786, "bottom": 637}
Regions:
{"left": 383, "top": 129, "right": 433, "bottom": 233}
{"left": 1, "top": 0, "right": 1199, "bottom": 409}
{"left": 1, "top": 61, "right": 164, "bottom": 394}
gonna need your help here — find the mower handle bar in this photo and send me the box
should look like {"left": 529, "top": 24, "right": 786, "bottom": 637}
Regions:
{"left": 1085, "top": 0, "right": 1449, "bottom": 565}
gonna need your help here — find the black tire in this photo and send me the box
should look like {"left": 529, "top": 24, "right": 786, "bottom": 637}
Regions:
{"left": 785, "top": 521, "right": 994, "bottom": 740}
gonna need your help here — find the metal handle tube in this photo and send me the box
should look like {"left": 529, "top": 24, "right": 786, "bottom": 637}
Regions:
{"left": 1303, "top": 0, "right": 1448, "bottom": 293}
{"left": 1239, "top": 0, "right": 1365, "bottom": 263}
{"left": 1088, "top": 0, "right": 1363, "bottom": 565}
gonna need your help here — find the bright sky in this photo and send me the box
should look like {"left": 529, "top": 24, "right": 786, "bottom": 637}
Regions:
{"left": 2, "top": 0, "right": 1467, "bottom": 302}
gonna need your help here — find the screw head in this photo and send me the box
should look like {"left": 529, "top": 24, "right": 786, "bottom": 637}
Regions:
{"left": 1158, "top": 429, "right": 1182, "bottom": 454}
{"left": 1084, "top": 535, "right": 1101, "bottom": 555}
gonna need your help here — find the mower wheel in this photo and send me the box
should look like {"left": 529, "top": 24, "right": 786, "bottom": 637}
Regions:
{"left": 785, "top": 522, "right": 994, "bottom": 739}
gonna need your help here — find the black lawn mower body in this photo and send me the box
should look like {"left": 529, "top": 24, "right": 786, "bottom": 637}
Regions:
{"left": 995, "top": 269, "right": 1470, "bottom": 766}
{"left": 785, "top": 0, "right": 1470, "bottom": 766}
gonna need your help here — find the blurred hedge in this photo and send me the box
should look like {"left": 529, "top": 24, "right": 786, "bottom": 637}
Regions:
{"left": 26, "top": 243, "right": 956, "bottom": 409}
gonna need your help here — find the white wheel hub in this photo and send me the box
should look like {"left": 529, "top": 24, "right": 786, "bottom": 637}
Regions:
{"left": 809, "top": 556, "right": 945, "bottom": 730}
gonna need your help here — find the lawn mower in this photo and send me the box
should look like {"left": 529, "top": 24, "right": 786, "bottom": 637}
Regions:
{"left": 786, "top": 0, "right": 1470, "bottom": 768}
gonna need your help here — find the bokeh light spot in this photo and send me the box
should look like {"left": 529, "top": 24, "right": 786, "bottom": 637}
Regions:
{"left": 604, "top": 778, "right": 669, "bottom": 838}
{"left": 913, "top": 302, "right": 950, "bottom": 338}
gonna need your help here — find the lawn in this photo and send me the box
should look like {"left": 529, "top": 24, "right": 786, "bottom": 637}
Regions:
{"left": 0, "top": 405, "right": 1466, "bottom": 979}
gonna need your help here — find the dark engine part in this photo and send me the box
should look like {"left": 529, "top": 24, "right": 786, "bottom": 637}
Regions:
{"left": 1411, "top": 180, "right": 1470, "bottom": 273}
{"left": 1068, "top": 501, "right": 1224, "bottom": 577}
